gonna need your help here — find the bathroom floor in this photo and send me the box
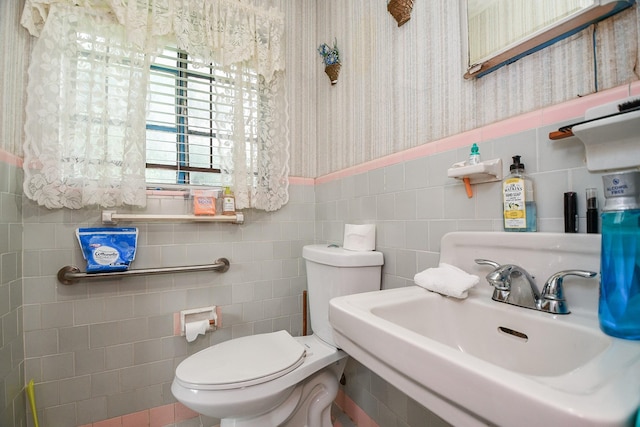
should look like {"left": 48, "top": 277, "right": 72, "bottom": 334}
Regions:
{"left": 332, "top": 403, "right": 357, "bottom": 427}
{"left": 172, "top": 404, "right": 357, "bottom": 427}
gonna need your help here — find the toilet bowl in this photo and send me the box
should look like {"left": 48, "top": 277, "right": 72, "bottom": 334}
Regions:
{"left": 171, "top": 244, "right": 383, "bottom": 427}
{"left": 172, "top": 332, "right": 347, "bottom": 426}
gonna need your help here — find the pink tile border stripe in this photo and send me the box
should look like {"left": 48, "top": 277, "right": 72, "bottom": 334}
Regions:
{"left": 315, "top": 81, "right": 640, "bottom": 185}
{"left": 78, "top": 394, "right": 369, "bottom": 427}
{"left": 334, "top": 389, "right": 380, "bottom": 427}
{"left": 0, "top": 149, "right": 22, "bottom": 167}
{"left": 4, "top": 82, "right": 638, "bottom": 188}
{"left": 78, "top": 402, "right": 199, "bottom": 427}
{"left": 289, "top": 176, "right": 315, "bottom": 185}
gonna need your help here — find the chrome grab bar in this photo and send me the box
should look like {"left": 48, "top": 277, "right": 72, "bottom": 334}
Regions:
{"left": 57, "top": 258, "right": 230, "bottom": 285}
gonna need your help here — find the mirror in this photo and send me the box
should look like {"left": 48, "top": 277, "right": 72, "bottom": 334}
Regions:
{"left": 462, "top": 0, "right": 634, "bottom": 79}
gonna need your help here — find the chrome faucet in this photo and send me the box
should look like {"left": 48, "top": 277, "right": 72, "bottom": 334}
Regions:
{"left": 475, "top": 259, "right": 596, "bottom": 314}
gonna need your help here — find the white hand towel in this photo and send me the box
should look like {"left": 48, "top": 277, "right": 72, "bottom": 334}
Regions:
{"left": 414, "top": 263, "right": 479, "bottom": 298}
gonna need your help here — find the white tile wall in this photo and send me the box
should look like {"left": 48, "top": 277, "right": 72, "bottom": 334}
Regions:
{"left": 317, "top": 126, "right": 604, "bottom": 286}
{"left": 19, "top": 184, "right": 316, "bottom": 426}
{"left": 4, "top": 0, "right": 637, "bottom": 426}
{"left": 317, "top": 124, "right": 610, "bottom": 426}
{"left": 0, "top": 161, "right": 25, "bottom": 427}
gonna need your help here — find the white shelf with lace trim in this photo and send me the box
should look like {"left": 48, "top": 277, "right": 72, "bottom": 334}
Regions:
{"left": 101, "top": 210, "right": 244, "bottom": 224}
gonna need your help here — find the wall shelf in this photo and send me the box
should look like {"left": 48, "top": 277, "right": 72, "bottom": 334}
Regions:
{"left": 101, "top": 210, "right": 244, "bottom": 224}
{"left": 447, "top": 158, "right": 503, "bottom": 184}
{"left": 571, "top": 98, "right": 640, "bottom": 172}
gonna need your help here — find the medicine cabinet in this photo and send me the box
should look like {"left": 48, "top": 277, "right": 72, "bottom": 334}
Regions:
{"left": 461, "top": 0, "right": 635, "bottom": 79}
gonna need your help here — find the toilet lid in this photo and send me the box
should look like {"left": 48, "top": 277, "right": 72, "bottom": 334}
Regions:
{"left": 175, "top": 330, "right": 307, "bottom": 390}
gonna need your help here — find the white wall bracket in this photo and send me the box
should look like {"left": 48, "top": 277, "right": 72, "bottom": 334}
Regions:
{"left": 447, "top": 158, "right": 503, "bottom": 184}
{"left": 571, "top": 97, "right": 640, "bottom": 171}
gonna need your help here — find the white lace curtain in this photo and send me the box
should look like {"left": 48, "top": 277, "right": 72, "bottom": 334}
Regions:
{"left": 21, "top": 0, "right": 289, "bottom": 211}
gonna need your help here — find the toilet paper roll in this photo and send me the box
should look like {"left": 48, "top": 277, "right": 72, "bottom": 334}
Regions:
{"left": 185, "top": 319, "right": 209, "bottom": 342}
{"left": 343, "top": 224, "right": 376, "bottom": 251}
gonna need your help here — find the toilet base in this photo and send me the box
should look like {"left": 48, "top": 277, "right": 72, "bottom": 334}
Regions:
{"left": 220, "top": 358, "right": 347, "bottom": 427}
{"left": 281, "top": 369, "right": 339, "bottom": 427}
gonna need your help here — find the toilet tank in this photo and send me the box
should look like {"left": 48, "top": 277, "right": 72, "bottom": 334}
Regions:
{"left": 303, "top": 244, "right": 383, "bottom": 347}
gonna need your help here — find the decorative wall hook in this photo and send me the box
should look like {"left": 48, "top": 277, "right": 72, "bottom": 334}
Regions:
{"left": 387, "top": 0, "right": 414, "bottom": 27}
{"left": 318, "top": 39, "right": 341, "bottom": 85}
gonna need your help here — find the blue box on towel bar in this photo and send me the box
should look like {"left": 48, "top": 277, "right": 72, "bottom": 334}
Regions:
{"left": 76, "top": 227, "right": 138, "bottom": 273}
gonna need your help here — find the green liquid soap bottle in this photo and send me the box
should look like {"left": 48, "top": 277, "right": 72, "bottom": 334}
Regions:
{"left": 469, "top": 143, "right": 480, "bottom": 165}
{"left": 502, "top": 155, "right": 537, "bottom": 232}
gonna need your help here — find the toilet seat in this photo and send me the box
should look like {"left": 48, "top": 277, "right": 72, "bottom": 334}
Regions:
{"left": 174, "top": 330, "right": 307, "bottom": 391}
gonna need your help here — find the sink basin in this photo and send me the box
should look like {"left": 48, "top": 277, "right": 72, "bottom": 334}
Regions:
{"left": 371, "top": 291, "right": 610, "bottom": 377}
{"left": 329, "top": 232, "right": 640, "bottom": 427}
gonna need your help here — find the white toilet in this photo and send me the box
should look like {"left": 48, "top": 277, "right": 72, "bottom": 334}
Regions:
{"left": 171, "top": 244, "right": 383, "bottom": 427}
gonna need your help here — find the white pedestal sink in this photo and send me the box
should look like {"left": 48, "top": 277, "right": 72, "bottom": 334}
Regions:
{"left": 329, "top": 232, "right": 640, "bottom": 427}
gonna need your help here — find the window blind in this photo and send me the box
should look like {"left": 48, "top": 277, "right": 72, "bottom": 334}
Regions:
{"left": 145, "top": 46, "right": 259, "bottom": 187}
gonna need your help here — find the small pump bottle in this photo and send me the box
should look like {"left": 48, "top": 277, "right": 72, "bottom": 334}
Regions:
{"left": 468, "top": 143, "right": 480, "bottom": 165}
{"left": 502, "top": 155, "right": 537, "bottom": 232}
{"left": 222, "top": 187, "right": 236, "bottom": 216}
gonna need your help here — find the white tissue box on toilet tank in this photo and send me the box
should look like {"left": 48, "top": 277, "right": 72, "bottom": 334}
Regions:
{"left": 343, "top": 224, "right": 376, "bottom": 251}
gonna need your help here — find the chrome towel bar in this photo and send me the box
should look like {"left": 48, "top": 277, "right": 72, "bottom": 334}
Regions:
{"left": 57, "top": 258, "right": 230, "bottom": 285}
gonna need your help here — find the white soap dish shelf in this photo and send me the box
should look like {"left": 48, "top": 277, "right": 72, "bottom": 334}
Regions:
{"left": 572, "top": 109, "right": 640, "bottom": 172}
{"left": 550, "top": 95, "right": 640, "bottom": 172}
{"left": 447, "top": 158, "right": 503, "bottom": 184}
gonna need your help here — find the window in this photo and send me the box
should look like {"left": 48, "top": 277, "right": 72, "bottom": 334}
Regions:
{"left": 23, "top": 2, "right": 288, "bottom": 211}
{"left": 145, "top": 47, "right": 259, "bottom": 187}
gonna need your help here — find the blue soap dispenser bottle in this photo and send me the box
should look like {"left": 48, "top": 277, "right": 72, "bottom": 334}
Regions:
{"left": 598, "top": 171, "right": 640, "bottom": 339}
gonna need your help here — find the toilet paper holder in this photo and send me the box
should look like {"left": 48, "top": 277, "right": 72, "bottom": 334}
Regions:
{"left": 180, "top": 306, "right": 217, "bottom": 336}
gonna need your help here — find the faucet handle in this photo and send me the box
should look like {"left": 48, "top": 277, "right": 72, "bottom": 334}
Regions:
{"left": 475, "top": 259, "right": 501, "bottom": 269}
{"left": 475, "top": 259, "right": 510, "bottom": 291}
{"left": 476, "top": 260, "right": 516, "bottom": 291}
{"left": 541, "top": 270, "right": 597, "bottom": 304}
{"left": 475, "top": 259, "right": 511, "bottom": 302}
{"left": 540, "top": 270, "right": 597, "bottom": 314}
